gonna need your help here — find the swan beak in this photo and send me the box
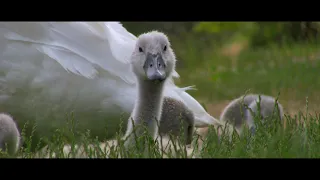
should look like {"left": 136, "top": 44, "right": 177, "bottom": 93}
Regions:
{"left": 144, "top": 53, "right": 166, "bottom": 81}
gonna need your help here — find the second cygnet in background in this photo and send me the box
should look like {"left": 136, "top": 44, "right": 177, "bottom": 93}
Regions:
{"left": 219, "top": 94, "right": 284, "bottom": 135}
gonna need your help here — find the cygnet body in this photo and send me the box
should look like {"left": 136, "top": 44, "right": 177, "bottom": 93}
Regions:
{"left": 159, "top": 97, "right": 194, "bottom": 145}
{"left": 220, "top": 94, "right": 284, "bottom": 135}
{"left": 0, "top": 113, "right": 21, "bottom": 155}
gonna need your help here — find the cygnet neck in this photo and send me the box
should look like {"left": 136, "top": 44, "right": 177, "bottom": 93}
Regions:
{"left": 132, "top": 78, "right": 166, "bottom": 137}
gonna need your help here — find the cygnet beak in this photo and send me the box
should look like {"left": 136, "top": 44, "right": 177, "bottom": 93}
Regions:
{"left": 144, "top": 53, "right": 166, "bottom": 81}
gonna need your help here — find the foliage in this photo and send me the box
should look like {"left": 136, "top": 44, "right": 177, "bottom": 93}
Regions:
{"left": 193, "top": 22, "right": 320, "bottom": 47}
{"left": 122, "top": 22, "right": 196, "bottom": 37}
{"left": 4, "top": 104, "right": 320, "bottom": 158}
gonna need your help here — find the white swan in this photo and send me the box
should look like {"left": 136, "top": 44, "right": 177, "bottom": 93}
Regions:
{"left": 0, "top": 113, "right": 21, "bottom": 155}
{"left": 123, "top": 31, "right": 176, "bottom": 151}
{"left": 0, "top": 22, "right": 221, "bottom": 147}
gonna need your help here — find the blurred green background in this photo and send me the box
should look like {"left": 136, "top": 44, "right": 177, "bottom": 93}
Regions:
{"left": 122, "top": 22, "right": 320, "bottom": 118}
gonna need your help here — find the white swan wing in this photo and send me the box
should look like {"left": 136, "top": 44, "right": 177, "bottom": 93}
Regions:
{"left": 0, "top": 22, "right": 141, "bottom": 130}
{"left": 0, "top": 22, "right": 214, "bottom": 131}
{"left": 0, "top": 22, "right": 139, "bottom": 83}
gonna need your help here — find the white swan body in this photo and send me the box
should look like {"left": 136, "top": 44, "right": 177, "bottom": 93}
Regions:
{"left": 0, "top": 22, "right": 220, "bottom": 145}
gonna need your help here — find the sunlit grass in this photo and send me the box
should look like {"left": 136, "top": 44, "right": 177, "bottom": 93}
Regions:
{"left": 0, "top": 100, "right": 317, "bottom": 158}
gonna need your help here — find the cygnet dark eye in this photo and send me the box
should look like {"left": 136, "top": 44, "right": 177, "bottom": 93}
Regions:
{"left": 139, "top": 47, "right": 143, "bottom": 52}
{"left": 163, "top": 45, "right": 167, "bottom": 51}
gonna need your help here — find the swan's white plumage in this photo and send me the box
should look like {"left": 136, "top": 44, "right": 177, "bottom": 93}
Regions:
{"left": 0, "top": 22, "right": 220, "bottom": 142}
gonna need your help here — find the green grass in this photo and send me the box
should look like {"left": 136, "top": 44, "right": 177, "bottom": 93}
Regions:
{"left": 175, "top": 41, "right": 320, "bottom": 103}
{"left": 2, "top": 32, "right": 320, "bottom": 158}
{"left": 1, "top": 103, "right": 319, "bottom": 158}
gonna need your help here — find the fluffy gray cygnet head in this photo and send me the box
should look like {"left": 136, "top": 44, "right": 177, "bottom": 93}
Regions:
{"left": 130, "top": 31, "right": 176, "bottom": 82}
{"left": 246, "top": 94, "right": 284, "bottom": 131}
{"left": 219, "top": 94, "right": 258, "bottom": 131}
